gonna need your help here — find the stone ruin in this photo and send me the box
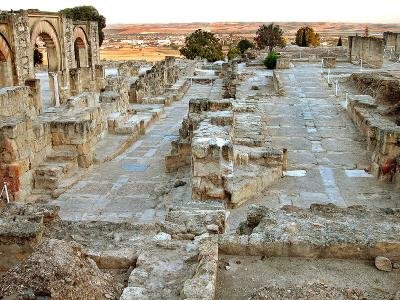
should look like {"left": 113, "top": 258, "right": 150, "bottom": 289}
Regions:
{"left": 166, "top": 61, "right": 287, "bottom": 207}
{"left": 346, "top": 73, "right": 400, "bottom": 187}
{"left": 0, "top": 10, "right": 400, "bottom": 300}
{"left": 0, "top": 10, "right": 195, "bottom": 201}
{"left": 348, "top": 36, "right": 385, "bottom": 68}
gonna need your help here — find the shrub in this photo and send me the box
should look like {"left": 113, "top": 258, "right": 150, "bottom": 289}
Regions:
{"left": 264, "top": 51, "right": 280, "bottom": 69}
{"left": 227, "top": 46, "right": 240, "bottom": 60}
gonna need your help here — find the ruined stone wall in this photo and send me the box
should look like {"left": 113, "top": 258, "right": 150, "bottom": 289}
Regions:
{"left": 0, "top": 117, "right": 52, "bottom": 201}
{"left": 347, "top": 94, "right": 400, "bottom": 188}
{"left": 348, "top": 36, "right": 384, "bottom": 68}
{"left": 278, "top": 46, "right": 348, "bottom": 60}
{"left": 383, "top": 32, "right": 400, "bottom": 52}
{"left": 50, "top": 107, "right": 104, "bottom": 168}
{"left": 129, "top": 56, "right": 179, "bottom": 103}
{"left": 0, "top": 86, "right": 37, "bottom": 118}
{"left": 348, "top": 72, "right": 400, "bottom": 105}
{"left": 0, "top": 10, "right": 102, "bottom": 102}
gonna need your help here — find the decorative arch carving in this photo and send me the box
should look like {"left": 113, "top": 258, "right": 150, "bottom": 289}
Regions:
{"left": 30, "top": 20, "right": 62, "bottom": 71}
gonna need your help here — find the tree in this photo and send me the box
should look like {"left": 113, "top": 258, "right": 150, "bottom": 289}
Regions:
{"left": 227, "top": 46, "right": 240, "bottom": 60}
{"left": 33, "top": 45, "right": 43, "bottom": 66}
{"left": 337, "top": 36, "right": 343, "bottom": 46}
{"left": 237, "top": 39, "right": 254, "bottom": 54}
{"left": 180, "top": 29, "right": 224, "bottom": 62}
{"left": 254, "top": 23, "right": 286, "bottom": 53}
{"left": 59, "top": 6, "right": 106, "bottom": 46}
{"left": 295, "top": 26, "right": 320, "bottom": 47}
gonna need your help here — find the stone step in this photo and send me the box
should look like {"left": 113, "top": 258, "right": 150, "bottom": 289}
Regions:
{"left": 34, "top": 160, "right": 79, "bottom": 191}
{"left": 46, "top": 149, "right": 78, "bottom": 163}
{"left": 31, "top": 168, "right": 83, "bottom": 198}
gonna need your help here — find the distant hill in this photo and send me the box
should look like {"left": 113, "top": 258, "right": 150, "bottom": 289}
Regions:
{"left": 105, "top": 22, "right": 400, "bottom": 36}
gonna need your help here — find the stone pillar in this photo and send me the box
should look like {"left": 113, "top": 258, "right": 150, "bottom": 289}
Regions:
{"left": 11, "top": 11, "right": 35, "bottom": 85}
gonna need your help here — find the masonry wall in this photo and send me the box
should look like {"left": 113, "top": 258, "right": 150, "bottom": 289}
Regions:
{"left": 348, "top": 36, "right": 384, "bottom": 68}
{"left": 383, "top": 32, "right": 400, "bottom": 52}
{"left": 129, "top": 56, "right": 179, "bottom": 103}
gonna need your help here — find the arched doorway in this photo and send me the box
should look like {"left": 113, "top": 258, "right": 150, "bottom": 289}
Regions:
{"left": 30, "top": 20, "right": 62, "bottom": 109}
{"left": 73, "top": 27, "right": 89, "bottom": 68}
{"left": 0, "top": 34, "right": 13, "bottom": 88}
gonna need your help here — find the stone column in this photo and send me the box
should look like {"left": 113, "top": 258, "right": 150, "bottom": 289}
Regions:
{"left": 11, "top": 11, "right": 35, "bottom": 85}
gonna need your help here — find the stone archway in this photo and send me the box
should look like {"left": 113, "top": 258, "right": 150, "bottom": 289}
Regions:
{"left": 30, "top": 20, "right": 62, "bottom": 108}
{"left": 0, "top": 34, "right": 14, "bottom": 87}
{"left": 73, "top": 27, "right": 89, "bottom": 68}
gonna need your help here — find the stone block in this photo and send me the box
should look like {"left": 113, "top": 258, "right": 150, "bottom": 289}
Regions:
{"left": 322, "top": 57, "right": 336, "bottom": 68}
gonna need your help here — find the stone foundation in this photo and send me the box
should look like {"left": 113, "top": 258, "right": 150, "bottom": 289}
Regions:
{"left": 347, "top": 94, "right": 399, "bottom": 187}
{"left": 322, "top": 57, "right": 336, "bottom": 68}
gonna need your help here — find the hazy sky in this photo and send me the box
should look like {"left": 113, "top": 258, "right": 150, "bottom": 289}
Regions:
{"left": 2, "top": 0, "right": 400, "bottom": 24}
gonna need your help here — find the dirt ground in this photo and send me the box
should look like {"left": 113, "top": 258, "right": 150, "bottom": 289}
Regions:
{"left": 216, "top": 255, "right": 400, "bottom": 299}
{"left": 100, "top": 46, "right": 181, "bottom": 61}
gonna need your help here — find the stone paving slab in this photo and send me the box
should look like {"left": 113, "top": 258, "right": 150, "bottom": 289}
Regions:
{"left": 54, "top": 83, "right": 214, "bottom": 222}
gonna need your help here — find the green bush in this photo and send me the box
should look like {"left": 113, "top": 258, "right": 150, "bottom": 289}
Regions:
{"left": 264, "top": 51, "right": 280, "bottom": 69}
{"left": 227, "top": 46, "right": 240, "bottom": 60}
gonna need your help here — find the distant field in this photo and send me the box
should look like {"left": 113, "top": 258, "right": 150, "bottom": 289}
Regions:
{"left": 106, "top": 22, "right": 400, "bottom": 35}
{"left": 100, "top": 46, "right": 181, "bottom": 61}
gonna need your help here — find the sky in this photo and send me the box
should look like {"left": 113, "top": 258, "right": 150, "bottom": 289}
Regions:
{"left": 2, "top": 0, "right": 400, "bottom": 24}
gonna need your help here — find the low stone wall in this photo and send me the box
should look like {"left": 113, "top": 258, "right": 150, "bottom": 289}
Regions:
{"left": 129, "top": 56, "right": 179, "bottom": 103}
{"left": 219, "top": 204, "right": 400, "bottom": 260}
{"left": 0, "top": 204, "right": 59, "bottom": 271}
{"left": 50, "top": 107, "right": 104, "bottom": 168}
{"left": 276, "top": 58, "right": 290, "bottom": 69}
{"left": 348, "top": 72, "right": 400, "bottom": 105}
{"left": 347, "top": 94, "right": 399, "bottom": 187}
{"left": 277, "top": 46, "right": 348, "bottom": 60}
{"left": 0, "top": 86, "right": 38, "bottom": 118}
{"left": 322, "top": 57, "right": 336, "bottom": 68}
{"left": 0, "top": 116, "right": 52, "bottom": 200}
{"left": 181, "top": 238, "right": 218, "bottom": 300}
{"left": 348, "top": 36, "right": 384, "bottom": 68}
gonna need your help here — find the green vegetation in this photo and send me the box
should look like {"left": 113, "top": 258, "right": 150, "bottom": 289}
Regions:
{"left": 227, "top": 46, "right": 240, "bottom": 60}
{"left": 255, "top": 23, "right": 286, "bottom": 53}
{"left": 59, "top": 6, "right": 106, "bottom": 46}
{"left": 237, "top": 39, "right": 254, "bottom": 54}
{"left": 337, "top": 36, "right": 343, "bottom": 46}
{"left": 295, "top": 26, "right": 320, "bottom": 47}
{"left": 263, "top": 51, "right": 280, "bottom": 69}
{"left": 180, "top": 29, "right": 224, "bottom": 62}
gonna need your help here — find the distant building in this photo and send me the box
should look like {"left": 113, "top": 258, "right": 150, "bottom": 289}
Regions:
{"left": 157, "top": 39, "right": 171, "bottom": 46}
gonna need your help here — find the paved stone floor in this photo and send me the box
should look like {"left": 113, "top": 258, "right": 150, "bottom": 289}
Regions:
{"left": 229, "top": 63, "right": 400, "bottom": 229}
{"left": 53, "top": 63, "right": 399, "bottom": 227}
{"left": 54, "top": 82, "right": 214, "bottom": 222}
